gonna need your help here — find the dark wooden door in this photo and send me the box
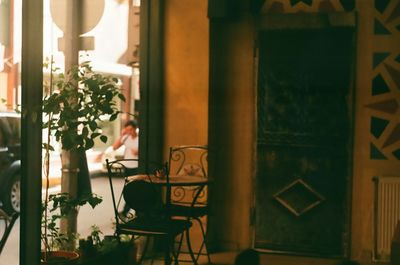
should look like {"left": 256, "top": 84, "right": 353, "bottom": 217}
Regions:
{"left": 254, "top": 28, "right": 354, "bottom": 257}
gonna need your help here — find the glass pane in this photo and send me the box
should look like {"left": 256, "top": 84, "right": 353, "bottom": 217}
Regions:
{"left": 0, "top": 0, "right": 141, "bottom": 262}
{"left": 1, "top": 0, "right": 140, "bottom": 262}
{"left": 41, "top": 0, "right": 140, "bottom": 258}
{"left": 0, "top": 0, "right": 22, "bottom": 263}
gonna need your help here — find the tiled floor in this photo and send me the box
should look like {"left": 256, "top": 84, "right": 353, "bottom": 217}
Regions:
{"left": 136, "top": 216, "right": 342, "bottom": 265}
{"left": 103, "top": 186, "right": 378, "bottom": 265}
{"left": 187, "top": 219, "right": 339, "bottom": 265}
{"left": 201, "top": 251, "right": 341, "bottom": 265}
{"left": 139, "top": 250, "right": 340, "bottom": 265}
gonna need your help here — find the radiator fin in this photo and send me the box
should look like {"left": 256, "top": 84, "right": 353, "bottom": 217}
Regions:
{"left": 374, "top": 176, "right": 400, "bottom": 261}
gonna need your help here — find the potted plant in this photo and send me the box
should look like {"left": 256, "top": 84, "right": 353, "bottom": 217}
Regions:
{"left": 77, "top": 226, "right": 137, "bottom": 265}
{"left": 41, "top": 193, "right": 102, "bottom": 264}
{"left": 41, "top": 61, "right": 126, "bottom": 264}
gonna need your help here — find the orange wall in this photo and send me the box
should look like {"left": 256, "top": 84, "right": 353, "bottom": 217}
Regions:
{"left": 163, "top": 0, "right": 209, "bottom": 156}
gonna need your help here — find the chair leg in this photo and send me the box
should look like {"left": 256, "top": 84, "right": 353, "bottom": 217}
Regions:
{"left": 165, "top": 235, "right": 173, "bottom": 265}
{"left": 185, "top": 227, "right": 198, "bottom": 265}
{"left": 175, "top": 218, "right": 210, "bottom": 264}
{"left": 172, "top": 233, "right": 184, "bottom": 265}
{"left": 194, "top": 217, "right": 211, "bottom": 264}
{"left": 137, "top": 236, "right": 151, "bottom": 265}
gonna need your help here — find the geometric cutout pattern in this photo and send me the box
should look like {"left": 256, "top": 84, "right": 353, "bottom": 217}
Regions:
{"left": 383, "top": 124, "right": 400, "bottom": 148}
{"left": 374, "top": 19, "right": 392, "bottom": 35}
{"left": 371, "top": 116, "right": 390, "bottom": 139}
{"left": 392, "top": 148, "right": 400, "bottom": 160}
{"left": 319, "top": 0, "right": 336, "bottom": 12}
{"left": 290, "top": 0, "right": 313, "bottom": 6}
{"left": 366, "top": 99, "right": 399, "bottom": 114}
{"left": 375, "top": 0, "right": 391, "bottom": 14}
{"left": 386, "top": 1, "right": 400, "bottom": 24}
{"left": 373, "top": 52, "right": 390, "bottom": 68}
{"left": 371, "top": 143, "right": 387, "bottom": 160}
{"left": 372, "top": 74, "right": 391, "bottom": 95}
{"left": 273, "top": 179, "right": 325, "bottom": 217}
{"left": 339, "top": 0, "right": 355, "bottom": 11}
{"left": 384, "top": 63, "right": 400, "bottom": 89}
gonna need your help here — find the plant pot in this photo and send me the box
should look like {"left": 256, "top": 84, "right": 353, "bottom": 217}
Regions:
{"left": 41, "top": 250, "right": 80, "bottom": 265}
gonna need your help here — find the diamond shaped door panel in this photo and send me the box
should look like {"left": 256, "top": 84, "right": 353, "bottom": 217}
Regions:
{"left": 274, "top": 178, "right": 325, "bottom": 217}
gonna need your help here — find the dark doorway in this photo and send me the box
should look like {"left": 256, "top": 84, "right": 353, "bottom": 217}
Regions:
{"left": 254, "top": 27, "right": 354, "bottom": 257}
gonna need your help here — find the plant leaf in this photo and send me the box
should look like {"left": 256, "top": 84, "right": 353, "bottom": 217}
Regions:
{"left": 100, "top": 135, "right": 108, "bottom": 143}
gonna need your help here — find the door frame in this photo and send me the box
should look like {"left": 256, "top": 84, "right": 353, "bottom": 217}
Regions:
{"left": 138, "top": 0, "right": 165, "bottom": 166}
{"left": 21, "top": 0, "right": 43, "bottom": 264}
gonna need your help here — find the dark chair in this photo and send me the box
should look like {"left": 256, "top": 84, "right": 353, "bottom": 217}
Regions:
{"left": 167, "top": 145, "right": 211, "bottom": 263}
{"left": 0, "top": 209, "right": 19, "bottom": 254}
{"left": 106, "top": 158, "right": 194, "bottom": 265}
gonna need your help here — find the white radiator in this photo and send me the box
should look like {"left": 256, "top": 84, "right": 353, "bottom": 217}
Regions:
{"left": 374, "top": 176, "right": 400, "bottom": 262}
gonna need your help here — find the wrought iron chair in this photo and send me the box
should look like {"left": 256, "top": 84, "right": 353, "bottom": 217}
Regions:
{"left": 106, "top": 158, "right": 194, "bottom": 265}
{"left": 167, "top": 145, "right": 211, "bottom": 263}
{"left": 0, "top": 208, "right": 19, "bottom": 254}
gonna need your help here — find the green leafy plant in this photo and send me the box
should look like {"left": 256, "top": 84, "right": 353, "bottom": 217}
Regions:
{"left": 89, "top": 225, "right": 103, "bottom": 246}
{"left": 78, "top": 226, "right": 135, "bottom": 263}
{"left": 42, "top": 193, "right": 103, "bottom": 252}
{"left": 42, "top": 61, "right": 125, "bottom": 151}
{"left": 41, "top": 61, "right": 126, "bottom": 262}
{"left": 77, "top": 224, "right": 105, "bottom": 259}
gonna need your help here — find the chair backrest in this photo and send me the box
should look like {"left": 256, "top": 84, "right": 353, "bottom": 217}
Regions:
{"left": 0, "top": 209, "right": 19, "bottom": 254}
{"left": 168, "top": 145, "right": 208, "bottom": 178}
{"left": 168, "top": 145, "right": 208, "bottom": 206}
{"left": 106, "top": 158, "right": 165, "bottom": 225}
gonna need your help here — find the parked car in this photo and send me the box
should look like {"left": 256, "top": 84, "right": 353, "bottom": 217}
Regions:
{"left": 0, "top": 111, "right": 106, "bottom": 214}
{"left": 0, "top": 112, "right": 21, "bottom": 214}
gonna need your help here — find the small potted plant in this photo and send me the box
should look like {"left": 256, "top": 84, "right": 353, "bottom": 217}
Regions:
{"left": 41, "top": 61, "right": 126, "bottom": 264}
{"left": 78, "top": 226, "right": 137, "bottom": 265}
{"left": 41, "top": 193, "right": 102, "bottom": 264}
{"left": 77, "top": 225, "right": 104, "bottom": 259}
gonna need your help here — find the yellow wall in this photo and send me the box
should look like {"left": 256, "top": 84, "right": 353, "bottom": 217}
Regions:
{"left": 163, "top": 0, "right": 209, "bottom": 156}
